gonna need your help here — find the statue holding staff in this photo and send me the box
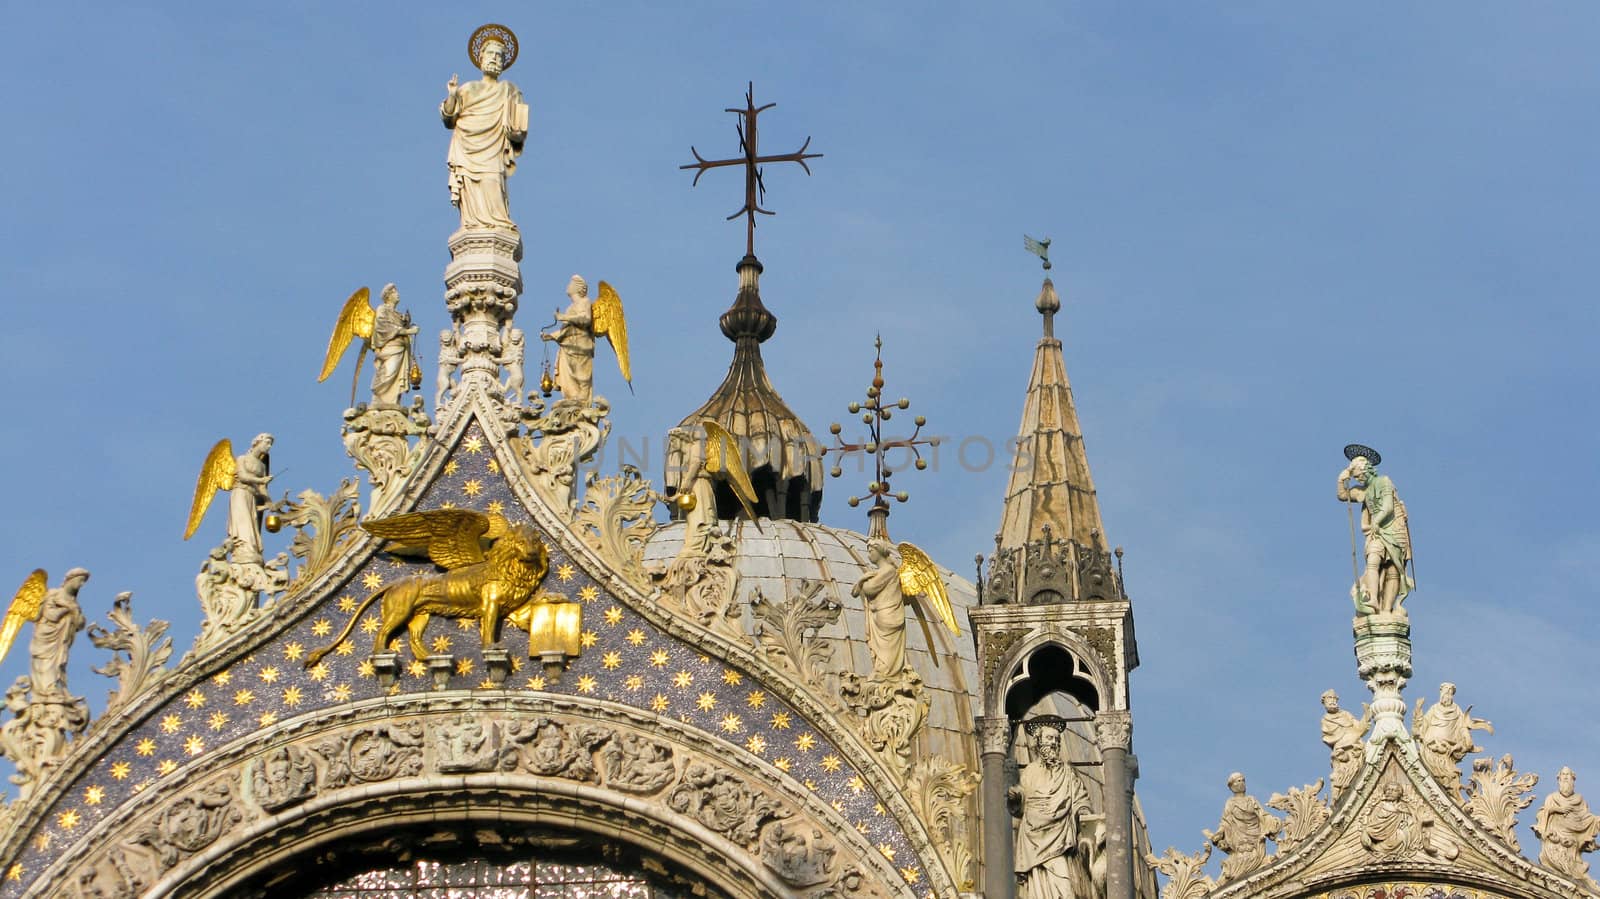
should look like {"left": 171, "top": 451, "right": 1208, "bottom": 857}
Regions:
{"left": 1336, "top": 444, "right": 1413, "bottom": 616}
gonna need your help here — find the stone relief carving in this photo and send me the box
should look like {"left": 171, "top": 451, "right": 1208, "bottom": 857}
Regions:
{"left": 1011, "top": 717, "right": 1102, "bottom": 899}
{"left": 247, "top": 744, "right": 319, "bottom": 812}
{"left": 513, "top": 397, "right": 609, "bottom": 514}
{"left": 1359, "top": 780, "right": 1459, "bottom": 861}
{"left": 1266, "top": 779, "right": 1330, "bottom": 854}
{"left": 1533, "top": 766, "right": 1600, "bottom": 891}
{"left": 573, "top": 464, "right": 658, "bottom": 589}
{"left": 435, "top": 711, "right": 503, "bottom": 773}
{"left": 667, "top": 758, "right": 789, "bottom": 846}
{"left": 1145, "top": 845, "right": 1214, "bottom": 899}
{"left": 751, "top": 579, "right": 842, "bottom": 694}
{"left": 315, "top": 722, "right": 426, "bottom": 788}
{"left": 653, "top": 526, "right": 742, "bottom": 639}
{"left": 761, "top": 820, "right": 840, "bottom": 889}
{"left": 133, "top": 780, "right": 245, "bottom": 870}
{"left": 840, "top": 668, "right": 928, "bottom": 784}
{"left": 88, "top": 592, "right": 172, "bottom": 717}
{"left": 906, "top": 755, "right": 980, "bottom": 890}
{"left": 597, "top": 731, "right": 677, "bottom": 794}
{"left": 0, "top": 675, "right": 89, "bottom": 800}
{"left": 1465, "top": 754, "right": 1538, "bottom": 853}
{"left": 504, "top": 716, "right": 602, "bottom": 782}
{"left": 1413, "top": 682, "right": 1492, "bottom": 801}
{"left": 1204, "top": 773, "right": 1282, "bottom": 882}
{"left": 1320, "top": 690, "right": 1371, "bottom": 802}
{"left": 342, "top": 403, "right": 429, "bottom": 515}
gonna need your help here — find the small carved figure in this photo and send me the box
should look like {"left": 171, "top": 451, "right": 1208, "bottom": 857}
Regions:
{"left": 436, "top": 712, "right": 501, "bottom": 773}
{"left": 1533, "top": 767, "right": 1600, "bottom": 890}
{"left": 249, "top": 745, "right": 317, "bottom": 812}
{"left": 598, "top": 732, "right": 676, "bottom": 794}
{"left": 1009, "top": 718, "right": 1098, "bottom": 899}
{"left": 851, "top": 538, "right": 958, "bottom": 681}
{"left": 1, "top": 568, "right": 89, "bottom": 701}
{"left": 1319, "top": 690, "right": 1371, "bottom": 801}
{"left": 1413, "top": 682, "right": 1492, "bottom": 799}
{"left": 761, "top": 822, "right": 839, "bottom": 888}
{"left": 305, "top": 509, "right": 550, "bottom": 664}
{"left": 541, "top": 276, "right": 630, "bottom": 405}
{"left": 1466, "top": 754, "right": 1539, "bottom": 852}
{"left": 0, "top": 675, "right": 89, "bottom": 799}
{"left": 506, "top": 718, "right": 598, "bottom": 782}
{"left": 1359, "top": 780, "right": 1458, "bottom": 861}
{"left": 440, "top": 25, "right": 527, "bottom": 231}
{"left": 500, "top": 325, "right": 526, "bottom": 400}
{"left": 185, "top": 434, "right": 275, "bottom": 566}
{"left": 436, "top": 328, "right": 463, "bottom": 410}
{"left": 1204, "top": 773, "right": 1282, "bottom": 881}
{"left": 1336, "top": 449, "right": 1413, "bottom": 615}
{"left": 666, "top": 759, "right": 787, "bottom": 846}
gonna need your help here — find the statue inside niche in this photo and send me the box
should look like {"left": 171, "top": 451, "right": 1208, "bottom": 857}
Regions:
{"left": 1010, "top": 717, "right": 1100, "bottom": 899}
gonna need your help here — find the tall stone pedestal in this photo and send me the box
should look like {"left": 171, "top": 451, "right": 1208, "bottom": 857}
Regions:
{"left": 1353, "top": 612, "right": 1411, "bottom": 757}
{"left": 444, "top": 227, "right": 522, "bottom": 390}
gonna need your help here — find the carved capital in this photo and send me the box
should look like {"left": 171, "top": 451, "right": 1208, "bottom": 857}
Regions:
{"left": 976, "top": 715, "right": 1011, "bottom": 756}
{"left": 1095, "top": 710, "right": 1132, "bottom": 751}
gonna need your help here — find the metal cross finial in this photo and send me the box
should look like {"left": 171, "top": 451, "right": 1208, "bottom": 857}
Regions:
{"left": 1024, "top": 234, "right": 1052, "bottom": 270}
{"left": 681, "top": 82, "right": 822, "bottom": 258}
{"left": 823, "top": 336, "right": 938, "bottom": 539}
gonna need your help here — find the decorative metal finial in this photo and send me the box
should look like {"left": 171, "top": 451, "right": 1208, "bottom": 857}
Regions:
{"left": 680, "top": 82, "right": 823, "bottom": 259}
{"left": 1024, "top": 234, "right": 1052, "bottom": 271}
{"left": 824, "top": 336, "right": 938, "bottom": 539}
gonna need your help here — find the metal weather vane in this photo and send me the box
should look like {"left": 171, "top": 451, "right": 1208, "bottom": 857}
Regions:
{"left": 824, "top": 336, "right": 939, "bottom": 539}
{"left": 680, "top": 82, "right": 822, "bottom": 257}
{"left": 1024, "top": 234, "right": 1052, "bottom": 270}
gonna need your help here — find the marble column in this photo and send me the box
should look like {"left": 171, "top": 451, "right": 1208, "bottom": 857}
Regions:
{"left": 1097, "top": 710, "right": 1134, "bottom": 899}
{"left": 978, "top": 714, "right": 1015, "bottom": 899}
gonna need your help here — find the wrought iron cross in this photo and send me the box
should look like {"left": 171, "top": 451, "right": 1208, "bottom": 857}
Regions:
{"left": 680, "top": 82, "right": 822, "bottom": 257}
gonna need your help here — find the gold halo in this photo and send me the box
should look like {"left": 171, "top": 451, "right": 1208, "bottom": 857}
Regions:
{"left": 468, "top": 23, "right": 519, "bottom": 71}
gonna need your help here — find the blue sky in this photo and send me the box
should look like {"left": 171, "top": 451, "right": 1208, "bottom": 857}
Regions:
{"left": 3, "top": 0, "right": 1598, "bottom": 868}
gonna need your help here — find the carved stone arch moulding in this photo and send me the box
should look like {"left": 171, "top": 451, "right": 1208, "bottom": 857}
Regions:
{"left": 30, "top": 694, "right": 917, "bottom": 899}
{"left": 987, "top": 628, "right": 1116, "bottom": 721}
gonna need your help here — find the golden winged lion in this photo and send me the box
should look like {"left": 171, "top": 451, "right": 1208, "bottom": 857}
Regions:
{"left": 305, "top": 509, "right": 549, "bottom": 665}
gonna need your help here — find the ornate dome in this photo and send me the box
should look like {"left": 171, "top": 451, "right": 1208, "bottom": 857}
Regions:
{"left": 644, "top": 518, "right": 979, "bottom": 766}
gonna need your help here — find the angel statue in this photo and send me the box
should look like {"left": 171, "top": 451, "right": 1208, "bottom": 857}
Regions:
{"left": 304, "top": 509, "right": 553, "bottom": 665}
{"left": 1, "top": 569, "right": 89, "bottom": 701}
{"left": 440, "top": 24, "right": 528, "bottom": 232}
{"left": 667, "top": 420, "right": 761, "bottom": 549}
{"left": 852, "top": 539, "right": 959, "bottom": 680}
{"left": 541, "top": 275, "right": 630, "bottom": 406}
{"left": 319, "top": 284, "right": 420, "bottom": 407}
{"left": 184, "top": 434, "right": 275, "bottom": 566}
{"left": 1336, "top": 445, "right": 1413, "bottom": 616}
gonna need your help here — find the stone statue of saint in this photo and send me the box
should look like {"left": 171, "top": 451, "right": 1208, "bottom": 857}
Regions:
{"left": 1320, "top": 690, "right": 1371, "bottom": 801}
{"left": 1205, "top": 772, "right": 1283, "bottom": 881}
{"left": 1413, "top": 682, "right": 1492, "bottom": 799}
{"left": 853, "top": 539, "right": 907, "bottom": 681}
{"left": 543, "top": 275, "right": 596, "bottom": 404}
{"left": 28, "top": 569, "right": 89, "bottom": 702}
{"left": 440, "top": 27, "right": 527, "bottom": 232}
{"left": 1336, "top": 451, "right": 1413, "bottom": 615}
{"left": 1534, "top": 767, "right": 1600, "bottom": 890}
{"left": 369, "top": 284, "right": 418, "bottom": 406}
{"left": 228, "top": 434, "right": 275, "bottom": 566}
{"left": 1009, "top": 719, "right": 1095, "bottom": 899}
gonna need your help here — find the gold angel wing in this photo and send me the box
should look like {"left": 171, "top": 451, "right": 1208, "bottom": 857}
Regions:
{"left": 0, "top": 569, "right": 48, "bottom": 667}
{"left": 594, "top": 281, "right": 631, "bottom": 384}
{"left": 183, "top": 439, "right": 237, "bottom": 540}
{"left": 317, "top": 286, "right": 377, "bottom": 382}
{"left": 700, "top": 419, "right": 759, "bottom": 521}
{"left": 361, "top": 509, "right": 508, "bottom": 570}
{"left": 897, "top": 542, "right": 959, "bottom": 635}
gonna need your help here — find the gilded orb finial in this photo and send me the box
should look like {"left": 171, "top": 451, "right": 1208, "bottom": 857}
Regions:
{"left": 824, "top": 337, "right": 936, "bottom": 540}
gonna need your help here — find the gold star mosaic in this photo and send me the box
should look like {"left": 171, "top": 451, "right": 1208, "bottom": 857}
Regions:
{"left": 2, "top": 421, "right": 926, "bottom": 898}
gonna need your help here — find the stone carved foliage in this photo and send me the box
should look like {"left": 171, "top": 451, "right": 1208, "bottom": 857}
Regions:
{"left": 667, "top": 758, "right": 789, "bottom": 846}
{"left": 573, "top": 464, "right": 657, "bottom": 589}
{"left": 653, "top": 527, "right": 742, "bottom": 640}
{"left": 1358, "top": 779, "right": 1459, "bottom": 862}
{"left": 840, "top": 668, "right": 928, "bottom": 785}
{"left": 282, "top": 478, "right": 362, "bottom": 586}
{"left": 69, "top": 780, "right": 243, "bottom": 899}
{"left": 342, "top": 404, "right": 429, "bottom": 515}
{"left": 1, "top": 678, "right": 89, "bottom": 801}
{"left": 513, "top": 397, "right": 610, "bottom": 515}
{"left": 1267, "top": 779, "right": 1330, "bottom": 854}
{"left": 504, "top": 716, "right": 604, "bottom": 782}
{"left": 247, "top": 744, "right": 319, "bottom": 812}
{"left": 1145, "top": 845, "right": 1214, "bottom": 899}
{"left": 751, "top": 580, "right": 841, "bottom": 694}
{"left": 88, "top": 592, "right": 172, "bottom": 718}
{"left": 190, "top": 539, "right": 289, "bottom": 660}
{"left": 315, "top": 721, "right": 426, "bottom": 787}
{"left": 906, "top": 756, "right": 979, "bottom": 890}
{"left": 1465, "top": 754, "right": 1538, "bottom": 853}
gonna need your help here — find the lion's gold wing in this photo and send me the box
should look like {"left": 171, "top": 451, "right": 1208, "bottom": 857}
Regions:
{"left": 897, "top": 542, "right": 959, "bottom": 635}
{"left": 184, "top": 439, "right": 236, "bottom": 540}
{"left": 361, "top": 509, "right": 507, "bottom": 570}
{"left": 701, "top": 419, "right": 759, "bottom": 521}
{"left": 594, "top": 281, "right": 631, "bottom": 384}
{"left": 318, "top": 286, "right": 377, "bottom": 382}
{"left": 0, "top": 569, "right": 48, "bottom": 667}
